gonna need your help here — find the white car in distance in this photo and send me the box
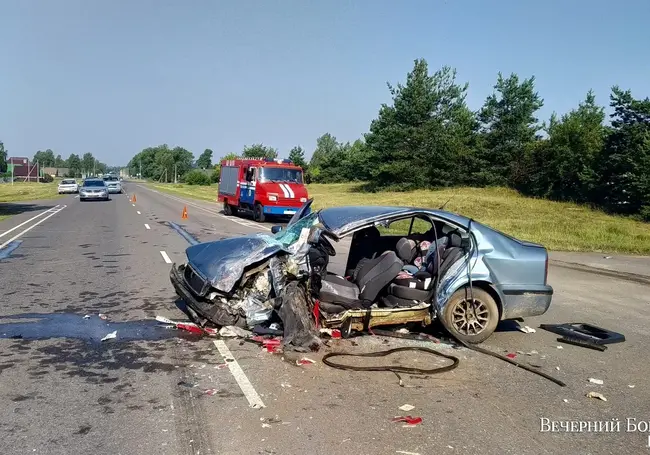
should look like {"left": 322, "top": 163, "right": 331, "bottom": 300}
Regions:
{"left": 58, "top": 179, "right": 79, "bottom": 194}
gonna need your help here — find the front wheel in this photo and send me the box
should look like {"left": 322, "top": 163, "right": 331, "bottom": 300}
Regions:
{"left": 253, "top": 203, "right": 265, "bottom": 223}
{"left": 440, "top": 287, "right": 499, "bottom": 344}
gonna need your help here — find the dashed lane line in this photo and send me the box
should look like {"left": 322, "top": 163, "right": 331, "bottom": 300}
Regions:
{"left": 144, "top": 224, "right": 151, "bottom": 230}
{"left": 213, "top": 340, "right": 265, "bottom": 409}
{"left": 137, "top": 210, "right": 141, "bottom": 215}
{"left": 160, "top": 251, "right": 172, "bottom": 264}
{"left": 0, "top": 205, "right": 67, "bottom": 250}
{"left": 0, "top": 205, "right": 61, "bottom": 238}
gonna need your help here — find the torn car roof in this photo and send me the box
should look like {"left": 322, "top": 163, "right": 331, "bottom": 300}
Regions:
{"left": 318, "top": 205, "right": 473, "bottom": 236}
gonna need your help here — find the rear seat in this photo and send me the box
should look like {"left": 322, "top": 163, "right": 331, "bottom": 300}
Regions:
{"left": 382, "top": 233, "right": 465, "bottom": 308}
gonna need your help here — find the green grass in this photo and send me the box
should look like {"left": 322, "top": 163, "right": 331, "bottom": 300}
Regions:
{"left": 0, "top": 182, "right": 64, "bottom": 221}
{"left": 146, "top": 182, "right": 650, "bottom": 254}
{"left": 149, "top": 182, "right": 219, "bottom": 202}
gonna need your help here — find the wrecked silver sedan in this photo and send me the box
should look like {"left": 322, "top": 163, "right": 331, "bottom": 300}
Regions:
{"left": 169, "top": 199, "right": 553, "bottom": 346}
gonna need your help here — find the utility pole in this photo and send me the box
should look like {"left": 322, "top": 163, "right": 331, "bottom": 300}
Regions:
{"left": 139, "top": 159, "right": 142, "bottom": 179}
{"left": 93, "top": 159, "right": 96, "bottom": 176}
{"left": 36, "top": 160, "right": 39, "bottom": 183}
{"left": 174, "top": 163, "right": 177, "bottom": 184}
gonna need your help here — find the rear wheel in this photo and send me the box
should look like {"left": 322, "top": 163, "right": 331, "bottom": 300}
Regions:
{"left": 223, "top": 202, "right": 238, "bottom": 216}
{"left": 253, "top": 203, "right": 265, "bottom": 223}
{"left": 441, "top": 287, "right": 499, "bottom": 344}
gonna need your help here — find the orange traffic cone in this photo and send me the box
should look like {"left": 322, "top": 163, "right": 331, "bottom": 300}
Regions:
{"left": 131, "top": 194, "right": 137, "bottom": 203}
{"left": 181, "top": 206, "right": 188, "bottom": 220}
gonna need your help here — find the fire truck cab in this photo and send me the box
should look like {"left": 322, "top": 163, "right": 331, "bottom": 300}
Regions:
{"left": 217, "top": 157, "right": 308, "bottom": 223}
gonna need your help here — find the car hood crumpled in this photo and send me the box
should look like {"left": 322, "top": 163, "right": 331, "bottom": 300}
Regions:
{"left": 185, "top": 234, "right": 288, "bottom": 294}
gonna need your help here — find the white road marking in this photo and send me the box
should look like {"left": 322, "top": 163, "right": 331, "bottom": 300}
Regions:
{"left": 159, "top": 251, "right": 172, "bottom": 264}
{"left": 74, "top": 195, "right": 79, "bottom": 198}
{"left": 137, "top": 211, "right": 141, "bottom": 215}
{"left": 144, "top": 224, "right": 151, "bottom": 230}
{"left": 132, "top": 204, "right": 136, "bottom": 207}
{"left": 213, "top": 340, "right": 265, "bottom": 409}
{"left": 0, "top": 206, "right": 67, "bottom": 250}
{"left": 0, "top": 205, "right": 61, "bottom": 238}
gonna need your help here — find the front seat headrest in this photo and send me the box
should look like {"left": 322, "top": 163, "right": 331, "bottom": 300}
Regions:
{"left": 448, "top": 232, "right": 462, "bottom": 248}
{"left": 395, "top": 237, "right": 417, "bottom": 263}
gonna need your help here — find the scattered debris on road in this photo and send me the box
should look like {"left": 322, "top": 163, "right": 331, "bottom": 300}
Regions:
{"left": 588, "top": 378, "right": 604, "bottom": 385}
{"left": 399, "top": 404, "right": 415, "bottom": 412}
{"left": 586, "top": 391, "right": 607, "bottom": 401}
{"left": 519, "top": 325, "right": 536, "bottom": 333}
{"left": 296, "top": 357, "right": 316, "bottom": 366}
{"left": 100, "top": 330, "right": 117, "bottom": 341}
{"left": 392, "top": 416, "right": 423, "bottom": 427}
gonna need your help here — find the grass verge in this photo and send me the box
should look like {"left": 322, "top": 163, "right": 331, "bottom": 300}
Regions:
{"left": 0, "top": 182, "right": 63, "bottom": 221}
{"left": 146, "top": 182, "right": 650, "bottom": 254}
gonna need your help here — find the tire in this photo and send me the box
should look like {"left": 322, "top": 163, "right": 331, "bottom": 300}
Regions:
{"left": 441, "top": 286, "right": 499, "bottom": 344}
{"left": 223, "top": 202, "right": 232, "bottom": 216}
{"left": 253, "top": 203, "right": 265, "bottom": 223}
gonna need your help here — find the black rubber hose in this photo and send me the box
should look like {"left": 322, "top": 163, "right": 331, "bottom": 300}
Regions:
{"left": 321, "top": 345, "right": 460, "bottom": 384}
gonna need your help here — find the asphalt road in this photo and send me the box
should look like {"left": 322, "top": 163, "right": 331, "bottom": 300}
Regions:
{"left": 0, "top": 182, "right": 649, "bottom": 455}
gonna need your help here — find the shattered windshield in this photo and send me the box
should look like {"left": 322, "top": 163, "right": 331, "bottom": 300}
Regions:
{"left": 273, "top": 212, "right": 319, "bottom": 246}
{"left": 260, "top": 167, "right": 303, "bottom": 183}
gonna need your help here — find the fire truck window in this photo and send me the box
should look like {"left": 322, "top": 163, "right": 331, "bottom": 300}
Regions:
{"left": 246, "top": 168, "right": 255, "bottom": 181}
{"left": 260, "top": 167, "right": 303, "bottom": 183}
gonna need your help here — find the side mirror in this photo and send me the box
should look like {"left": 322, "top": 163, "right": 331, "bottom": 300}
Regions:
{"left": 460, "top": 231, "right": 471, "bottom": 250}
{"left": 271, "top": 225, "right": 283, "bottom": 234}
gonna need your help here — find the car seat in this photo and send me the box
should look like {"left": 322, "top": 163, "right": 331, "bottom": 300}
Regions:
{"left": 381, "top": 232, "right": 466, "bottom": 308}
{"left": 318, "top": 250, "right": 403, "bottom": 312}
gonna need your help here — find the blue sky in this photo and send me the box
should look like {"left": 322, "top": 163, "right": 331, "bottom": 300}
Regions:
{"left": 1, "top": 0, "right": 648, "bottom": 166}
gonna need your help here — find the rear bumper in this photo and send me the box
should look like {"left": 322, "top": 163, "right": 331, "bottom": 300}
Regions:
{"left": 263, "top": 205, "right": 299, "bottom": 216}
{"left": 107, "top": 187, "right": 121, "bottom": 193}
{"left": 58, "top": 188, "right": 78, "bottom": 193}
{"left": 498, "top": 285, "right": 553, "bottom": 319}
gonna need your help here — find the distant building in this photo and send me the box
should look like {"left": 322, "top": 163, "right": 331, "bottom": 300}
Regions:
{"left": 43, "top": 167, "right": 70, "bottom": 177}
{"left": 6, "top": 157, "right": 39, "bottom": 181}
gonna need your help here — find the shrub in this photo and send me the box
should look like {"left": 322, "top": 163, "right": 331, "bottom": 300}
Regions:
{"left": 210, "top": 169, "right": 220, "bottom": 184}
{"left": 40, "top": 174, "right": 54, "bottom": 183}
{"left": 183, "top": 170, "right": 211, "bottom": 186}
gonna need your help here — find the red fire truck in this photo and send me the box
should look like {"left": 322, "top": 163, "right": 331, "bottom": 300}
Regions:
{"left": 217, "top": 157, "right": 308, "bottom": 222}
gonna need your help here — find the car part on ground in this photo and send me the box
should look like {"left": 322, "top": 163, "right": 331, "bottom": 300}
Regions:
{"left": 321, "top": 346, "right": 460, "bottom": 387}
{"left": 540, "top": 323, "right": 625, "bottom": 345}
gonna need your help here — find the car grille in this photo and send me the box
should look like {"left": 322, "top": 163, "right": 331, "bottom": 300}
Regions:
{"left": 184, "top": 264, "right": 207, "bottom": 296}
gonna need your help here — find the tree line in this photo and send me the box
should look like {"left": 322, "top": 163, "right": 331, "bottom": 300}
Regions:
{"left": 303, "top": 59, "right": 650, "bottom": 221}
{"left": 125, "top": 58, "right": 649, "bottom": 220}
{"left": 0, "top": 145, "right": 116, "bottom": 178}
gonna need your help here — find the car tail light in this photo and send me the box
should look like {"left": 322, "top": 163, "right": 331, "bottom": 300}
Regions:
{"left": 300, "top": 197, "right": 307, "bottom": 202}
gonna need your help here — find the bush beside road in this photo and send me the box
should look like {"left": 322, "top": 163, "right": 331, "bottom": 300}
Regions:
{"left": 146, "top": 181, "right": 650, "bottom": 254}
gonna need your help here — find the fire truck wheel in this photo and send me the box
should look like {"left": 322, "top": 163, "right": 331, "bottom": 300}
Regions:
{"left": 223, "top": 202, "right": 233, "bottom": 216}
{"left": 253, "top": 203, "right": 266, "bottom": 223}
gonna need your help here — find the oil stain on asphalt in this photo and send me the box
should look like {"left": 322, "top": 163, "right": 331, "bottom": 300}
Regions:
{"left": 0, "top": 313, "right": 187, "bottom": 343}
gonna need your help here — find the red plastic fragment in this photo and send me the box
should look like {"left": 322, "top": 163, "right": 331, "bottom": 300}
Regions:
{"left": 331, "top": 329, "right": 341, "bottom": 339}
{"left": 176, "top": 323, "right": 205, "bottom": 335}
{"left": 506, "top": 353, "right": 517, "bottom": 359}
{"left": 313, "top": 299, "right": 320, "bottom": 329}
{"left": 392, "top": 416, "right": 423, "bottom": 425}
